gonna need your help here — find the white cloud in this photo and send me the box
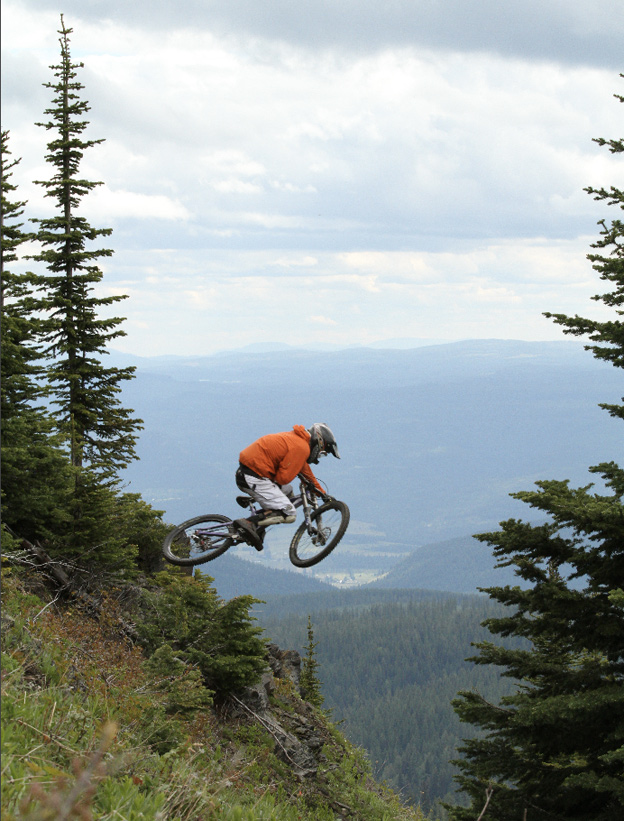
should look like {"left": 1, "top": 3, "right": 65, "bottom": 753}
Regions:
{"left": 9, "top": 0, "right": 624, "bottom": 68}
{"left": 272, "top": 255, "right": 319, "bottom": 268}
{"left": 202, "top": 150, "right": 267, "bottom": 177}
{"left": 212, "top": 180, "right": 263, "bottom": 194}
{"left": 82, "top": 187, "right": 192, "bottom": 221}
{"left": 310, "top": 315, "right": 338, "bottom": 326}
{"left": 2, "top": 0, "right": 620, "bottom": 357}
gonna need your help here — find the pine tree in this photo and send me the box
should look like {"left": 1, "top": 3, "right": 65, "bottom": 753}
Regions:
{"left": 30, "top": 16, "right": 141, "bottom": 481}
{"left": 448, "top": 480, "right": 624, "bottom": 820}
{"left": 300, "top": 615, "right": 324, "bottom": 708}
{"left": 544, "top": 75, "right": 624, "bottom": 419}
{"left": 448, "top": 79, "right": 624, "bottom": 821}
{"left": 2, "top": 32, "right": 168, "bottom": 571}
{"left": 23, "top": 17, "right": 144, "bottom": 562}
{"left": 1, "top": 130, "right": 69, "bottom": 541}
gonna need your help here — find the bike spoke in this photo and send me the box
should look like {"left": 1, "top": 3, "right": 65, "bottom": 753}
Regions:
{"left": 163, "top": 515, "right": 235, "bottom": 566}
{"left": 289, "top": 500, "right": 349, "bottom": 568}
{"left": 296, "top": 508, "right": 343, "bottom": 558}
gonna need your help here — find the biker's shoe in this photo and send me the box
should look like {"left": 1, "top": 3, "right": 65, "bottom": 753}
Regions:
{"left": 233, "top": 518, "right": 264, "bottom": 551}
{"left": 256, "top": 510, "right": 296, "bottom": 527}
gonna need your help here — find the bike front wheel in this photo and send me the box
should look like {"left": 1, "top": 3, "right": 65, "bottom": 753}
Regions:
{"left": 289, "top": 501, "right": 350, "bottom": 568}
{"left": 163, "top": 514, "right": 234, "bottom": 566}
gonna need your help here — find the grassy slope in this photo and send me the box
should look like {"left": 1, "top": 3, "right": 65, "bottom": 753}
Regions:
{"left": 1, "top": 569, "right": 425, "bottom": 821}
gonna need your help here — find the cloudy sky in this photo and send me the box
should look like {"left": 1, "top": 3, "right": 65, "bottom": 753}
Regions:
{"left": 2, "top": 0, "right": 622, "bottom": 356}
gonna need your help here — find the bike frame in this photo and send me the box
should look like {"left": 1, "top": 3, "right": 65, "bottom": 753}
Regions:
{"left": 192, "top": 477, "right": 322, "bottom": 545}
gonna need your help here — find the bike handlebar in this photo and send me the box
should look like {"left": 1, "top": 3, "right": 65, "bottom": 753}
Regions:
{"left": 297, "top": 473, "right": 329, "bottom": 496}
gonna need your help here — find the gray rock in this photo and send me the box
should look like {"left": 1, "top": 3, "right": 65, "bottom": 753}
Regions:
{"left": 262, "top": 714, "right": 318, "bottom": 777}
{"left": 267, "top": 643, "right": 301, "bottom": 690}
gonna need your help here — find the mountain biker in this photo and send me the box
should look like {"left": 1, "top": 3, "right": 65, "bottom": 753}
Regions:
{"left": 233, "top": 423, "right": 340, "bottom": 550}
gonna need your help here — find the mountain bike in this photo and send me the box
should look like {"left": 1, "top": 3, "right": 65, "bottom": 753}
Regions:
{"left": 162, "top": 476, "right": 350, "bottom": 569}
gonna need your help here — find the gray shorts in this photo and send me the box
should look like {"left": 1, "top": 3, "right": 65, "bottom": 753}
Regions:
{"left": 240, "top": 471, "right": 296, "bottom": 516}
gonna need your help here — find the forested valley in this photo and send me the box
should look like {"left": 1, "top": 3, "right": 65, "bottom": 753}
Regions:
{"left": 260, "top": 592, "right": 521, "bottom": 816}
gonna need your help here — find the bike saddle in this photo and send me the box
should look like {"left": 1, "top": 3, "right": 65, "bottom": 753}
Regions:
{"left": 236, "top": 495, "right": 253, "bottom": 508}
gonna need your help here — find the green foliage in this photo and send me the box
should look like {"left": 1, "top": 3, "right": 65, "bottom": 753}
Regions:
{"left": 322, "top": 731, "right": 425, "bottom": 821}
{"left": 1, "top": 130, "right": 72, "bottom": 543}
{"left": 144, "top": 643, "right": 214, "bottom": 714}
{"left": 300, "top": 615, "right": 324, "bottom": 708}
{"left": 8, "top": 475, "right": 169, "bottom": 577}
{"left": 44, "top": 469, "right": 137, "bottom": 569}
{"left": 136, "top": 570, "right": 268, "bottom": 695}
{"left": 0, "top": 418, "right": 71, "bottom": 544}
{"left": 113, "top": 492, "right": 169, "bottom": 573}
{"left": 448, "top": 469, "right": 624, "bottom": 820}
{"left": 40, "top": 485, "right": 170, "bottom": 573}
{"left": 0, "top": 129, "right": 40, "bottom": 391}
{"left": 448, "top": 79, "right": 624, "bottom": 821}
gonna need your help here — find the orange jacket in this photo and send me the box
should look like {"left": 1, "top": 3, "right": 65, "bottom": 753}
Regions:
{"left": 239, "top": 425, "right": 323, "bottom": 491}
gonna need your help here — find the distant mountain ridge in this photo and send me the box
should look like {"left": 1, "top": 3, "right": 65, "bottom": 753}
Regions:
{"left": 196, "top": 532, "right": 520, "bottom": 601}
{"left": 369, "top": 534, "right": 516, "bottom": 593}
{"left": 198, "top": 552, "right": 334, "bottom": 599}
{"left": 110, "top": 337, "right": 602, "bottom": 379}
{"left": 107, "top": 336, "right": 452, "bottom": 364}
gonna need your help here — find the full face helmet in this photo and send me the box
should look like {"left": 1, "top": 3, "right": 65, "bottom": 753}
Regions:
{"left": 307, "top": 423, "right": 340, "bottom": 464}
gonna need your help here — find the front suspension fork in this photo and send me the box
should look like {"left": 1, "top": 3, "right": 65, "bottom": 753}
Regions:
{"left": 300, "top": 487, "right": 319, "bottom": 529}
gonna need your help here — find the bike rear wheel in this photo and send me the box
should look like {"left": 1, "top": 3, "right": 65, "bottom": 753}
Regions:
{"left": 163, "top": 514, "right": 234, "bottom": 566}
{"left": 289, "top": 501, "right": 350, "bottom": 568}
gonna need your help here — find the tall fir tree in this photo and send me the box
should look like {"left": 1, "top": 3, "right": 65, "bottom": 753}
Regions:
{"left": 30, "top": 16, "right": 141, "bottom": 481}
{"left": 17, "top": 17, "right": 147, "bottom": 566}
{"left": 448, "top": 79, "right": 624, "bottom": 821}
{"left": 1, "top": 130, "right": 69, "bottom": 542}
{"left": 300, "top": 615, "right": 324, "bottom": 708}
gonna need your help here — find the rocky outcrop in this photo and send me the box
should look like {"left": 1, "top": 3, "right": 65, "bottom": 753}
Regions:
{"left": 234, "top": 643, "right": 324, "bottom": 778}
{"left": 266, "top": 643, "right": 302, "bottom": 689}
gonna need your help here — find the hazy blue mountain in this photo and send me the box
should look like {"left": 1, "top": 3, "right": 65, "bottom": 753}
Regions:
{"left": 175, "top": 532, "right": 521, "bottom": 603}
{"left": 196, "top": 551, "right": 333, "bottom": 600}
{"left": 118, "top": 339, "right": 622, "bottom": 591}
{"left": 368, "top": 535, "right": 518, "bottom": 592}
{"left": 368, "top": 337, "right": 452, "bottom": 349}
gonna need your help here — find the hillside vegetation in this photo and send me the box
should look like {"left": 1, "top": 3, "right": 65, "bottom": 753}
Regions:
{"left": 1, "top": 565, "right": 426, "bottom": 820}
